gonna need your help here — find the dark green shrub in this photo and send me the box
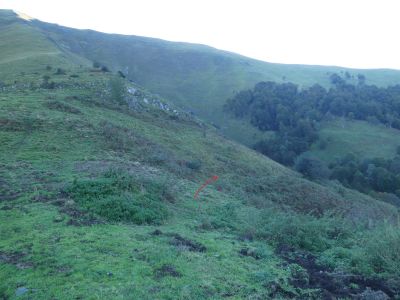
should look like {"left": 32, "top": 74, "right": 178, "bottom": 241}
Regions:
{"left": 295, "top": 156, "right": 330, "bottom": 180}
{"left": 93, "top": 61, "right": 101, "bottom": 68}
{"left": 186, "top": 159, "right": 202, "bottom": 171}
{"left": 55, "top": 68, "right": 66, "bottom": 75}
{"left": 41, "top": 75, "right": 56, "bottom": 89}
{"left": 118, "top": 71, "right": 126, "bottom": 78}
{"left": 99, "top": 121, "right": 134, "bottom": 151}
{"left": 109, "top": 76, "right": 126, "bottom": 105}
{"left": 361, "top": 224, "right": 400, "bottom": 277}
{"left": 254, "top": 210, "right": 353, "bottom": 252}
{"left": 66, "top": 171, "right": 169, "bottom": 224}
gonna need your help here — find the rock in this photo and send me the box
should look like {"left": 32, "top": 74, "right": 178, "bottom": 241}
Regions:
{"left": 53, "top": 215, "right": 65, "bottom": 223}
{"left": 151, "top": 229, "right": 163, "bottom": 236}
{"left": 65, "top": 199, "right": 75, "bottom": 207}
{"left": 355, "top": 288, "right": 390, "bottom": 300}
{"left": 16, "top": 287, "right": 29, "bottom": 297}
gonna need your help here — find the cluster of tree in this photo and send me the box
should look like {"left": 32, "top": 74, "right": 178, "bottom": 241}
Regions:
{"left": 329, "top": 153, "right": 400, "bottom": 204}
{"left": 225, "top": 74, "right": 400, "bottom": 166}
{"left": 92, "top": 61, "right": 110, "bottom": 72}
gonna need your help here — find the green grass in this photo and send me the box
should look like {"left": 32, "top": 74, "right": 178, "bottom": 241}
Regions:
{"left": 1, "top": 10, "right": 400, "bottom": 299}
{"left": 22, "top": 9, "right": 400, "bottom": 145}
{"left": 308, "top": 119, "right": 400, "bottom": 163}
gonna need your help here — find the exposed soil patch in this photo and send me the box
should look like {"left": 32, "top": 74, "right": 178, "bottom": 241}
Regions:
{"left": 154, "top": 264, "right": 182, "bottom": 279}
{"left": 276, "top": 245, "right": 394, "bottom": 299}
{"left": 59, "top": 205, "right": 103, "bottom": 226}
{"left": 45, "top": 100, "right": 82, "bottom": 114}
{"left": 169, "top": 234, "right": 206, "bottom": 252}
{"left": 0, "top": 251, "right": 33, "bottom": 269}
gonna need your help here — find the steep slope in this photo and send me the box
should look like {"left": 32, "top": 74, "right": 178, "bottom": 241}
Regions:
{"left": 19, "top": 11, "right": 400, "bottom": 145}
{"left": 0, "top": 10, "right": 89, "bottom": 82}
{"left": 1, "top": 11, "right": 400, "bottom": 299}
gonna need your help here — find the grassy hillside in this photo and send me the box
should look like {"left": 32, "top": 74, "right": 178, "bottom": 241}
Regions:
{"left": 22, "top": 12, "right": 400, "bottom": 145}
{"left": 1, "top": 10, "right": 400, "bottom": 299}
{"left": 308, "top": 119, "right": 400, "bottom": 163}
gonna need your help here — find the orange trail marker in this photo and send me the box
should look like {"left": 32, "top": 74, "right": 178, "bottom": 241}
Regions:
{"left": 194, "top": 175, "right": 219, "bottom": 199}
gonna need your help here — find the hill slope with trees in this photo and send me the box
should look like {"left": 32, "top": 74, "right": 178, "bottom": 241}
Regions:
{"left": 1, "top": 10, "right": 400, "bottom": 299}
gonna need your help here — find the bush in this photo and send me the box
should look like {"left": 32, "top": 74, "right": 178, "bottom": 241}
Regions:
{"left": 185, "top": 159, "right": 202, "bottom": 171}
{"left": 99, "top": 121, "right": 134, "bottom": 151}
{"left": 41, "top": 75, "right": 56, "bottom": 89}
{"left": 362, "top": 224, "right": 400, "bottom": 277}
{"left": 109, "top": 76, "right": 126, "bottom": 105}
{"left": 55, "top": 68, "right": 66, "bottom": 75}
{"left": 118, "top": 70, "right": 126, "bottom": 78}
{"left": 295, "top": 156, "right": 330, "bottom": 180}
{"left": 253, "top": 210, "right": 353, "bottom": 252}
{"left": 66, "top": 171, "right": 169, "bottom": 224}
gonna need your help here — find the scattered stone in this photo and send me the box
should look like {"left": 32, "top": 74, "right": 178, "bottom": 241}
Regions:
{"left": 354, "top": 288, "right": 390, "bottom": 300}
{"left": 53, "top": 215, "right": 65, "bottom": 223}
{"left": 15, "top": 287, "right": 29, "bottom": 297}
{"left": 64, "top": 199, "right": 75, "bottom": 207}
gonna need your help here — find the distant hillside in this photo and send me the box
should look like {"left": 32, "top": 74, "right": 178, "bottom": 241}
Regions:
{"left": 1, "top": 10, "right": 400, "bottom": 299}
{"left": 18, "top": 12, "right": 398, "bottom": 144}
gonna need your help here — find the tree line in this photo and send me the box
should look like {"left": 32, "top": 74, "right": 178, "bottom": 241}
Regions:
{"left": 224, "top": 74, "right": 400, "bottom": 203}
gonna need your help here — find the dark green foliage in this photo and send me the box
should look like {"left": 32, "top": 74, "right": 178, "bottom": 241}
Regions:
{"left": 117, "top": 70, "right": 126, "bottom": 78}
{"left": 357, "top": 74, "right": 366, "bottom": 85}
{"left": 101, "top": 66, "right": 110, "bottom": 72}
{"left": 226, "top": 75, "right": 400, "bottom": 167}
{"left": 69, "top": 74, "right": 79, "bottom": 78}
{"left": 55, "top": 68, "right": 66, "bottom": 75}
{"left": 109, "top": 76, "right": 126, "bottom": 105}
{"left": 66, "top": 171, "right": 169, "bottom": 224}
{"left": 92, "top": 61, "right": 101, "bottom": 68}
{"left": 252, "top": 210, "right": 353, "bottom": 252}
{"left": 330, "top": 73, "right": 346, "bottom": 87}
{"left": 330, "top": 154, "right": 400, "bottom": 196}
{"left": 185, "top": 159, "right": 202, "bottom": 171}
{"left": 45, "top": 65, "right": 52, "bottom": 71}
{"left": 99, "top": 121, "right": 135, "bottom": 151}
{"left": 353, "top": 224, "right": 400, "bottom": 278}
{"left": 295, "top": 156, "right": 330, "bottom": 180}
{"left": 397, "top": 146, "right": 400, "bottom": 155}
{"left": 41, "top": 75, "right": 56, "bottom": 89}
